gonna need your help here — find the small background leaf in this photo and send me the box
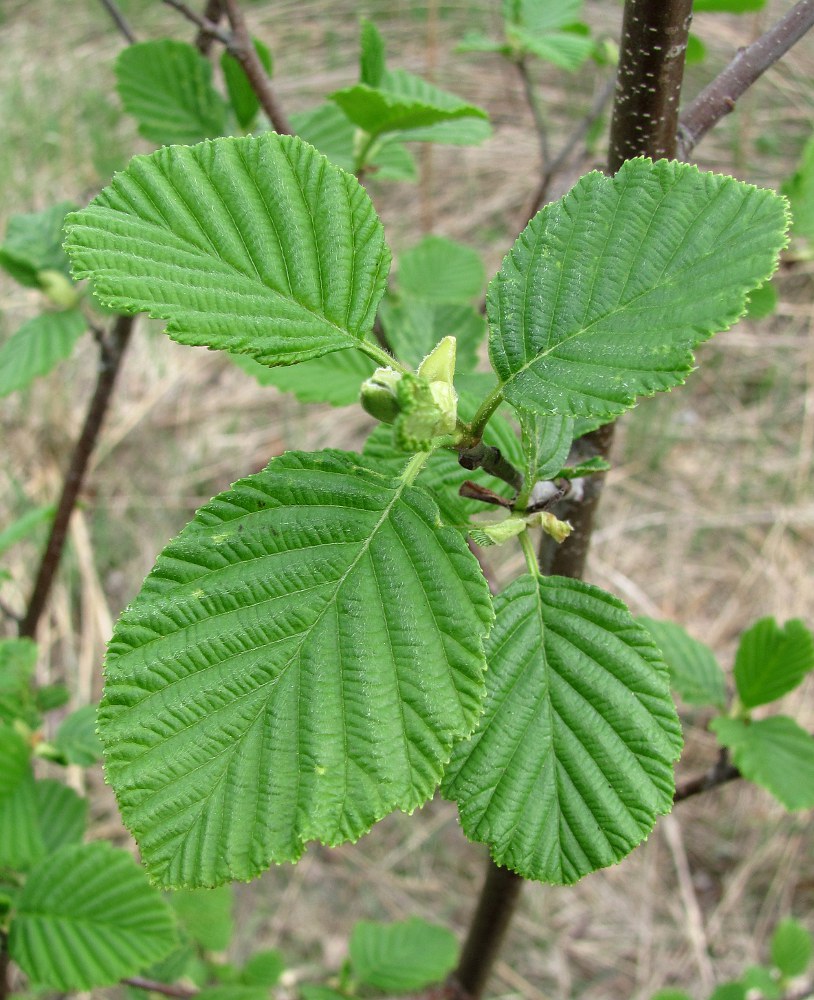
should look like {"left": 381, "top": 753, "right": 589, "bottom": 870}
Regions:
{"left": 0, "top": 202, "right": 75, "bottom": 288}
{"left": 397, "top": 236, "right": 485, "bottom": 303}
{"left": 770, "top": 918, "right": 813, "bottom": 977}
{"left": 9, "top": 842, "right": 177, "bottom": 989}
{"left": 379, "top": 299, "right": 485, "bottom": 372}
{"left": 0, "top": 310, "right": 86, "bottom": 398}
{"left": 349, "top": 918, "right": 459, "bottom": 993}
{"left": 221, "top": 38, "right": 272, "bottom": 129}
{"left": 170, "top": 886, "right": 234, "bottom": 952}
{"left": 733, "top": 617, "right": 814, "bottom": 708}
{"left": 711, "top": 716, "right": 814, "bottom": 811}
{"left": 230, "top": 349, "right": 376, "bottom": 407}
{"left": 782, "top": 135, "right": 814, "bottom": 242}
{"left": 116, "top": 40, "right": 228, "bottom": 145}
{"left": 34, "top": 779, "right": 87, "bottom": 855}
{"left": 638, "top": 617, "right": 727, "bottom": 708}
{"left": 53, "top": 703, "right": 104, "bottom": 766}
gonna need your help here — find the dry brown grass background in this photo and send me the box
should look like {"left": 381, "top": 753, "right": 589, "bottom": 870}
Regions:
{"left": 1, "top": 1, "right": 813, "bottom": 998}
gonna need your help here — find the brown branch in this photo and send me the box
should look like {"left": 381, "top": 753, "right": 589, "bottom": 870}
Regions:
{"left": 98, "top": 0, "right": 137, "bottom": 44}
{"left": 678, "top": 0, "right": 814, "bottom": 159}
{"left": 222, "top": 0, "right": 291, "bottom": 135}
{"left": 457, "top": 443, "right": 523, "bottom": 494}
{"left": 525, "top": 73, "right": 616, "bottom": 220}
{"left": 673, "top": 747, "right": 740, "bottom": 803}
{"left": 0, "top": 933, "right": 10, "bottom": 1000}
{"left": 161, "top": 0, "right": 231, "bottom": 45}
{"left": 122, "top": 977, "right": 197, "bottom": 998}
{"left": 19, "top": 315, "right": 135, "bottom": 639}
{"left": 196, "top": 0, "right": 224, "bottom": 55}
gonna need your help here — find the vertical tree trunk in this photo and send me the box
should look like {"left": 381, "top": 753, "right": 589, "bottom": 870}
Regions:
{"left": 448, "top": 3, "right": 693, "bottom": 998}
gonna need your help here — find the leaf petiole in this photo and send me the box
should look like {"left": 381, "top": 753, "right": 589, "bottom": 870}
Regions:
{"left": 518, "top": 528, "right": 540, "bottom": 577}
{"left": 468, "top": 384, "right": 505, "bottom": 440}
{"left": 400, "top": 450, "right": 431, "bottom": 486}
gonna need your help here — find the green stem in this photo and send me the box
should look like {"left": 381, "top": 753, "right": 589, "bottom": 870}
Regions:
{"left": 400, "top": 451, "right": 431, "bottom": 485}
{"left": 518, "top": 529, "right": 540, "bottom": 577}
{"left": 468, "top": 385, "right": 504, "bottom": 441}
{"left": 358, "top": 340, "right": 408, "bottom": 372}
{"left": 354, "top": 131, "right": 380, "bottom": 176}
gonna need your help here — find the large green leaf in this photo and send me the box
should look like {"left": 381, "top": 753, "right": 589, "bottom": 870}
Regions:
{"left": 443, "top": 574, "right": 682, "bottom": 884}
{"left": 330, "top": 69, "right": 488, "bottom": 139}
{"left": 733, "top": 617, "right": 814, "bottom": 709}
{"left": 116, "top": 40, "right": 228, "bottom": 145}
{"left": 0, "top": 310, "right": 86, "bottom": 398}
{"left": 397, "top": 236, "right": 485, "bottom": 304}
{"left": 379, "top": 299, "right": 485, "bottom": 372}
{"left": 488, "top": 158, "right": 788, "bottom": 418}
{"left": 710, "top": 716, "right": 814, "bottom": 811}
{"left": 9, "top": 842, "right": 176, "bottom": 990}
{"left": 221, "top": 38, "right": 273, "bottom": 130}
{"left": 65, "top": 134, "right": 391, "bottom": 367}
{"left": 0, "top": 202, "right": 75, "bottom": 289}
{"left": 0, "top": 726, "right": 42, "bottom": 869}
{"left": 638, "top": 617, "right": 727, "bottom": 709}
{"left": 230, "top": 349, "right": 376, "bottom": 407}
{"left": 99, "top": 451, "right": 492, "bottom": 887}
{"left": 349, "top": 918, "right": 459, "bottom": 993}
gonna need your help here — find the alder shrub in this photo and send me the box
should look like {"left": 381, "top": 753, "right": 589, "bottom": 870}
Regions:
{"left": 1, "top": 3, "right": 814, "bottom": 997}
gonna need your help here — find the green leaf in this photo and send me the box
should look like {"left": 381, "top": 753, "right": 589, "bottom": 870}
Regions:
{"left": 65, "top": 134, "right": 391, "bottom": 367}
{"left": 398, "top": 236, "right": 485, "bottom": 304}
{"left": 782, "top": 136, "right": 814, "bottom": 242}
{"left": 230, "top": 349, "right": 376, "bottom": 407}
{"left": 99, "top": 451, "right": 492, "bottom": 887}
{"left": 330, "top": 69, "right": 488, "bottom": 140}
{"left": 456, "top": 33, "right": 509, "bottom": 55}
{"left": 116, "top": 40, "right": 228, "bottom": 145}
{"left": 54, "top": 704, "right": 104, "bottom": 766}
{"left": 685, "top": 34, "right": 707, "bottom": 66}
{"left": 745, "top": 280, "right": 777, "bottom": 320}
{"left": 300, "top": 988, "right": 347, "bottom": 1000}
{"left": 734, "top": 617, "right": 814, "bottom": 709}
{"left": 0, "top": 726, "right": 43, "bottom": 869}
{"left": 240, "top": 949, "right": 285, "bottom": 987}
{"left": 708, "top": 985, "right": 747, "bottom": 1000}
{"left": 170, "top": 886, "right": 234, "bottom": 951}
{"left": 9, "top": 842, "right": 177, "bottom": 990}
{"left": 395, "top": 117, "right": 492, "bottom": 146}
{"left": 771, "top": 918, "right": 812, "bottom": 977}
{"left": 196, "top": 989, "right": 268, "bottom": 1000}
{"left": 0, "top": 310, "right": 86, "bottom": 398}
{"left": 34, "top": 683, "right": 70, "bottom": 713}
{"left": 638, "top": 617, "right": 727, "bottom": 709}
{"left": 518, "top": 411, "right": 574, "bottom": 483}
{"left": 443, "top": 574, "right": 682, "bottom": 884}
{"left": 741, "top": 965, "right": 780, "bottom": 999}
{"left": 379, "top": 299, "right": 485, "bottom": 372}
{"left": 349, "top": 918, "right": 458, "bottom": 993}
{"left": 488, "top": 158, "right": 789, "bottom": 419}
{"left": 290, "top": 104, "right": 357, "bottom": 173}
{"left": 694, "top": 0, "right": 766, "bottom": 11}
{"left": 360, "top": 19, "right": 386, "bottom": 88}
{"left": 649, "top": 992, "right": 693, "bottom": 1000}
{"left": 507, "top": 25, "right": 594, "bottom": 71}
{"left": 0, "top": 639, "right": 38, "bottom": 726}
{"left": 221, "top": 38, "right": 273, "bottom": 130}
{"left": 710, "top": 716, "right": 814, "bottom": 811}
{"left": 0, "top": 505, "right": 55, "bottom": 559}
{"left": 0, "top": 202, "right": 75, "bottom": 289}
{"left": 33, "top": 779, "right": 87, "bottom": 855}
{"left": 504, "top": 0, "right": 583, "bottom": 32}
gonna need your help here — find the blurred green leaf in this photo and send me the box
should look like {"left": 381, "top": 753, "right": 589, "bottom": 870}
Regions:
{"left": 116, "top": 40, "right": 228, "bottom": 145}
{"left": 0, "top": 310, "right": 86, "bottom": 398}
{"left": 711, "top": 716, "right": 814, "bottom": 811}
{"left": 782, "top": 135, "right": 814, "bottom": 243}
{"left": 33, "top": 683, "right": 70, "bottom": 713}
{"left": 170, "top": 886, "right": 234, "bottom": 952}
{"left": 685, "top": 34, "right": 707, "bottom": 65}
{"left": 0, "top": 725, "right": 43, "bottom": 869}
{"left": 638, "top": 618, "right": 727, "bottom": 709}
{"left": 34, "top": 779, "right": 87, "bottom": 855}
{"left": 733, "top": 617, "right": 814, "bottom": 708}
{"left": 694, "top": 0, "right": 766, "bottom": 11}
{"left": 771, "top": 918, "right": 813, "bottom": 978}
{"left": 221, "top": 38, "right": 272, "bottom": 130}
{"left": 708, "top": 984, "right": 747, "bottom": 1000}
{"left": 744, "top": 281, "right": 777, "bottom": 320}
{"left": 54, "top": 704, "right": 103, "bottom": 766}
{"left": 398, "top": 236, "right": 485, "bottom": 304}
{"left": 239, "top": 949, "right": 285, "bottom": 987}
{"left": 360, "top": 19, "right": 386, "bottom": 87}
{"left": 0, "top": 203, "right": 76, "bottom": 289}
{"left": 0, "top": 507, "right": 54, "bottom": 559}
{"left": 506, "top": 24, "right": 594, "bottom": 70}
{"left": 0, "top": 639, "right": 38, "bottom": 727}
{"left": 379, "top": 299, "right": 485, "bottom": 372}
{"left": 649, "top": 991, "right": 693, "bottom": 1000}
{"left": 349, "top": 918, "right": 459, "bottom": 993}
{"left": 741, "top": 964, "right": 780, "bottom": 999}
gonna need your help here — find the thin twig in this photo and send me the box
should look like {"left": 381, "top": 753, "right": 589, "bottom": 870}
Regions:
{"left": 222, "top": 0, "right": 291, "bottom": 134}
{"left": 98, "top": 0, "right": 137, "bottom": 44}
{"left": 122, "top": 977, "right": 197, "bottom": 999}
{"left": 678, "top": 0, "right": 814, "bottom": 158}
{"left": 673, "top": 747, "right": 741, "bottom": 803}
{"left": 161, "top": 0, "right": 231, "bottom": 45}
{"left": 196, "top": 0, "right": 224, "bottom": 55}
{"left": 19, "top": 315, "right": 135, "bottom": 640}
{"left": 515, "top": 57, "right": 550, "bottom": 178}
{"left": 525, "top": 74, "right": 616, "bottom": 219}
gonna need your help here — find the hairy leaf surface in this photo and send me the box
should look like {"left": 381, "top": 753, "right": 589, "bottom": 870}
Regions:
{"left": 9, "top": 842, "right": 176, "bottom": 989}
{"left": 116, "top": 40, "right": 228, "bottom": 145}
{"left": 99, "top": 451, "right": 492, "bottom": 886}
{"left": 443, "top": 574, "right": 682, "bottom": 884}
{"left": 65, "top": 134, "right": 390, "bottom": 366}
{"left": 488, "top": 159, "right": 788, "bottom": 418}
